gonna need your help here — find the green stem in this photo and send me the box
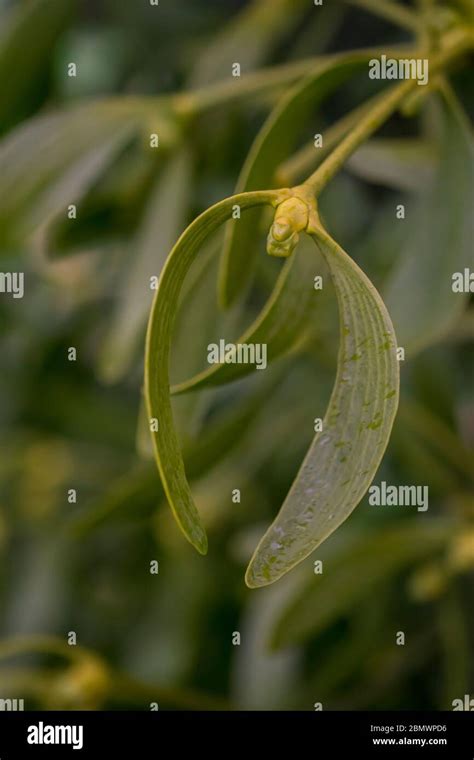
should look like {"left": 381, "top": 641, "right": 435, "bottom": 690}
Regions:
{"left": 173, "top": 44, "right": 416, "bottom": 119}
{"left": 303, "top": 27, "right": 474, "bottom": 194}
{"left": 276, "top": 90, "right": 386, "bottom": 186}
{"left": 173, "top": 57, "right": 328, "bottom": 118}
{"left": 304, "top": 80, "right": 413, "bottom": 193}
{"left": 344, "top": 0, "right": 420, "bottom": 31}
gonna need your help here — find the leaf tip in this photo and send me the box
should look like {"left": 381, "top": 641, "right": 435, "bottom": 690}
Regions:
{"left": 244, "top": 570, "right": 259, "bottom": 589}
{"left": 244, "top": 559, "right": 272, "bottom": 589}
{"left": 193, "top": 527, "right": 208, "bottom": 556}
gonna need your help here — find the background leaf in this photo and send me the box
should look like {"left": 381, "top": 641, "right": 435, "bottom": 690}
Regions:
{"left": 384, "top": 90, "right": 474, "bottom": 354}
{"left": 346, "top": 137, "right": 436, "bottom": 192}
{"left": 99, "top": 148, "right": 192, "bottom": 383}
{"left": 0, "top": 0, "right": 76, "bottom": 132}
{"left": 0, "top": 98, "right": 180, "bottom": 249}
{"left": 188, "top": 0, "right": 309, "bottom": 87}
{"left": 270, "top": 519, "right": 456, "bottom": 648}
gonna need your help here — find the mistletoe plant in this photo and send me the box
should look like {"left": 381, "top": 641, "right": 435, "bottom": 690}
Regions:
{"left": 143, "top": 9, "right": 473, "bottom": 588}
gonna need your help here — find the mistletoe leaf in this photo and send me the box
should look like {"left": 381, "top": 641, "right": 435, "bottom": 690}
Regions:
{"left": 144, "top": 189, "right": 282, "bottom": 554}
{"left": 245, "top": 227, "right": 400, "bottom": 587}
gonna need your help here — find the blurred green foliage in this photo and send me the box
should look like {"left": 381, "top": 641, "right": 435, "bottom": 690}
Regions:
{"left": 0, "top": 0, "right": 472, "bottom": 710}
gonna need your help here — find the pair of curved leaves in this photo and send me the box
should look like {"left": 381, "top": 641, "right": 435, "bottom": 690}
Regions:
{"left": 145, "top": 191, "right": 399, "bottom": 586}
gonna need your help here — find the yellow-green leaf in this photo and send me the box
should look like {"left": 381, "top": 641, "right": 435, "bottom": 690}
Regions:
{"left": 245, "top": 227, "right": 400, "bottom": 587}
{"left": 144, "top": 189, "right": 282, "bottom": 554}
